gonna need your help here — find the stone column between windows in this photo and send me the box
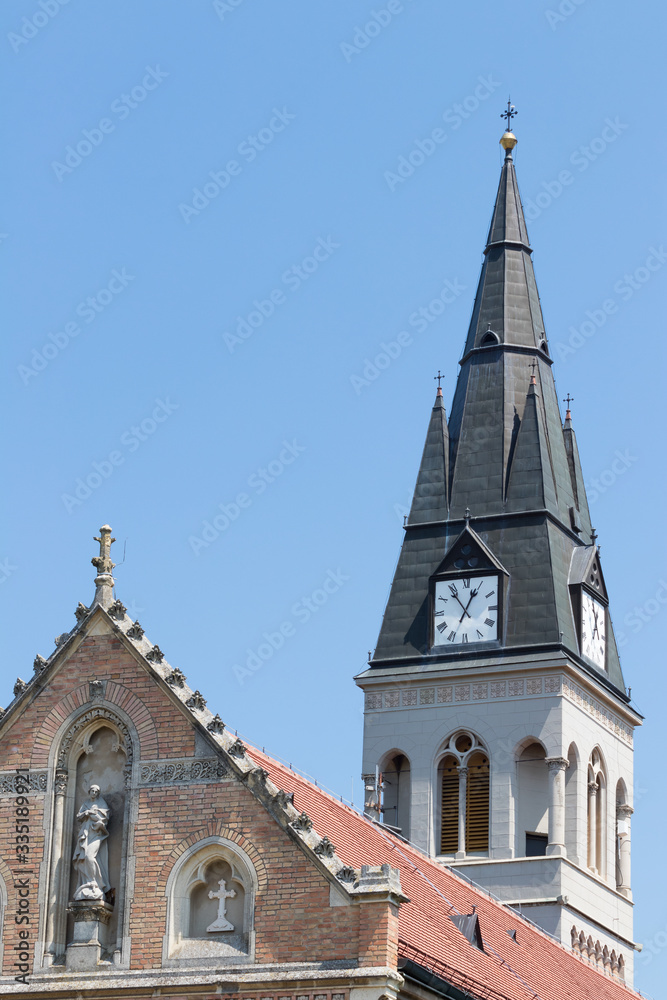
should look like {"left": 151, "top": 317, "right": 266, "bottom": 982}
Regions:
{"left": 456, "top": 766, "right": 468, "bottom": 859}
{"left": 617, "top": 803, "right": 633, "bottom": 898}
{"left": 545, "top": 756, "right": 569, "bottom": 856}
{"left": 587, "top": 780, "right": 598, "bottom": 873}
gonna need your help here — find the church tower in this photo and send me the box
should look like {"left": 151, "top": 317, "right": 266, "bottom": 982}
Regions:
{"left": 355, "top": 119, "right": 642, "bottom": 982}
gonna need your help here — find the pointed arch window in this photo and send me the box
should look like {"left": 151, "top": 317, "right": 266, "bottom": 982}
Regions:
{"left": 587, "top": 748, "right": 607, "bottom": 877}
{"left": 438, "top": 732, "right": 489, "bottom": 856}
{"left": 517, "top": 742, "right": 548, "bottom": 856}
{"left": 379, "top": 753, "right": 411, "bottom": 838}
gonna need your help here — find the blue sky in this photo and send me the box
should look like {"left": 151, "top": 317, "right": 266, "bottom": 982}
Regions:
{"left": 2, "top": 1, "right": 665, "bottom": 993}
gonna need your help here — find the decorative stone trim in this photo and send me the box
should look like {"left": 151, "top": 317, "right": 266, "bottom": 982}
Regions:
{"left": 185, "top": 690, "right": 206, "bottom": 711}
{"left": 158, "top": 826, "right": 269, "bottom": 894}
{"left": 314, "top": 836, "right": 336, "bottom": 858}
{"left": 89, "top": 679, "right": 106, "bottom": 700}
{"left": 563, "top": 677, "right": 633, "bottom": 744}
{"left": 437, "top": 686, "right": 453, "bottom": 703}
{"left": 0, "top": 770, "right": 48, "bottom": 795}
{"left": 207, "top": 714, "right": 225, "bottom": 734}
{"left": 14, "top": 678, "right": 27, "bottom": 696}
{"left": 292, "top": 811, "right": 313, "bottom": 833}
{"left": 455, "top": 684, "right": 470, "bottom": 702}
{"left": 108, "top": 599, "right": 126, "bottom": 620}
{"left": 146, "top": 645, "right": 164, "bottom": 664}
{"left": 165, "top": 668, "right": 186, "bottom": 688}
{"left": 227, "top": 738, "right": 246, "bottom": 758}
{"left": 139, "top": 757, "right": 229, "bottom": 785}
{"left": 33, "top": 654, "right": 47, "bottom": 674}
{"left": 57, "top": 705, "right": 133, "bottom": 772}
{"left": 126, "top": 620, "right": 144, "bottom": 640}
{"left": 74, "top": 602, "right": 89, "bottom": 623}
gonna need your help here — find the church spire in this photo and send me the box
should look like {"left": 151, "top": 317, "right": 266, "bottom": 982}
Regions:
{"left": 461, "top": 125, "right": 545, "bottom": 355}
{"left": 408, "top": 385, "right": 449, "bottom": 525}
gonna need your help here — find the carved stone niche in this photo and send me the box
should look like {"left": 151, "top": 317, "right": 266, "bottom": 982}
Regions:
{"left": 43, "top": 708, "right": 134, "bottom": 970}
{"left": 163, "top": 838, "right": 256, "bottom": 966}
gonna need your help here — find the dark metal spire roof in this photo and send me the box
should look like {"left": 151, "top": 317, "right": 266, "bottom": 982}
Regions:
{"left": 408, "top": 389, "right": 449, "bottom": 525}
{"left": 462, "top": 145, "right": 545, "bottom": 355}
{"left": 369, "top": 133, "right": 626, "bottom": 697}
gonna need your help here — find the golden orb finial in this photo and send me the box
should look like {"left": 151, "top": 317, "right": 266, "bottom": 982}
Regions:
{"left": 500, "top": 131, "right": 518, "bottom": 150}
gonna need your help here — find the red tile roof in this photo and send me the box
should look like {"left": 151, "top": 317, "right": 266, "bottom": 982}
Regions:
{"left": 247, "top": 745, "right": 641, "bottom": 1000}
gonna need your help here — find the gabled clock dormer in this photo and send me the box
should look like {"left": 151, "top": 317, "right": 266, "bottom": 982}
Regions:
{"left": 430, "top": 524, "right": 508, "bottom": 649}
{"left": 569, "top": 544, "right": 610, "bottom": 673}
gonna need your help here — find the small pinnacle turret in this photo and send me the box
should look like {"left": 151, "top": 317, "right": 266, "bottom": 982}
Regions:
{"left": 91, "top": 524, "right": 115, "bottom": 609}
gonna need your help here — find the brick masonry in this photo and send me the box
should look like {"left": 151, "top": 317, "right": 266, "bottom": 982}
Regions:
{"left": 0, "top": 634, "right": 390, "bottom": 978}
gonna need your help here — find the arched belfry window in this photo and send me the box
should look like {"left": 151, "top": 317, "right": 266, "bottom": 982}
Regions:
{"left": 438, "top": 732, "right": 489, "bottom": 856}
{"left": 164, "top": 837, "right": 257, "bottom": 965}
{"left": 380, "top": 752, "right": 411, "bottom": 838}
{"left": 517, "top": 741, "right": 548, "bottom": 856}
{"left": 587, "top": 748, "right": 607, "bottom": 877}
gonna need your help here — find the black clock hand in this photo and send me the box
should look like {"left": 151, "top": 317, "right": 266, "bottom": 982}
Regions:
{"left": 457, "top": 582, "right": 482, "bottom": 623}
{"left": 452, "top": 593, "right": 471, "bottom": 620}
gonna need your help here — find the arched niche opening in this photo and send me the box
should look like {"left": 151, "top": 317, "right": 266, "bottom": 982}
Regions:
{"left": 380, "top": 752, "right": 411, "bottom": 838}
{"left": 164, "top": 838, "right": 256, "bottom": 966}
{"left": 43, "top": 708, "right": 134, "bottom": 968}
{"left": 516, "top": 741, "right": 548, "bottom": 856}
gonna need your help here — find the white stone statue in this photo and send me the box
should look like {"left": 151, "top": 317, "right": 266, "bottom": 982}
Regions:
{"left": 206, "top": 878, "right": 236, "bottom": 932}
{"left": 72, "top": 784, "right": 111, "bottom": 901}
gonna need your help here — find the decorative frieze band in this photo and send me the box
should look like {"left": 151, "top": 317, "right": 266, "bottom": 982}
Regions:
{"left": 139, "top": 757, "right": 230, "bottom": 785}
{"left": 562, "top": 677, "right": 633, "bottom": 745}
{"left": 364, "top": 674, "right": 633, "bottom": 745}
{"left": 364, "top": 676, "right": 562, "bottom": 712}
{"left": 0, "top": 771, "right": 48, "bottom": 796}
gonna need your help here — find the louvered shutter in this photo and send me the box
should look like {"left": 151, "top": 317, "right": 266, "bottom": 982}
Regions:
{"left": 465, "top": 751, "right": 489, "bottom": 851}
{"left": 440, "top": 755, "right": 459, "bottom": 854}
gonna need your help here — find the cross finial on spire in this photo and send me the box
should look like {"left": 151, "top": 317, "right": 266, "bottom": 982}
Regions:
{"left": 464, "top": 507, "right": 471, "bottom": 525}
{"left": 563, "top": 393, "right": 574, "bottom": 420}
{"left": 591, "top": 526, "right": 598, "bottom": 544}
{"left": 92, "top": 525, "right": 115, "bottom": 576}
{"left": 434, "top": 370, "right": 444, "bottom": 397}
{"left": 91, "top": 525, "right": 116, "bottom": 609}
{"left": 501, "top": 99, "right": 517, "bottom": 129}
{"left": 529, "top": 358, "right": 537, "bottom": 385}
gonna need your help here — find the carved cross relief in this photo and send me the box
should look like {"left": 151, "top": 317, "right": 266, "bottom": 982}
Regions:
{"left": 206, "top": 878, "right": 236, "bottom": 932}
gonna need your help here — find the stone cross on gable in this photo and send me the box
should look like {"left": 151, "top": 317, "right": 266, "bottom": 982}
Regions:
{"left": 92, "top": 525, "right": 116, "bottom": 576}
{"left": 206, "top": 878, "right": 236, "bottom": 933}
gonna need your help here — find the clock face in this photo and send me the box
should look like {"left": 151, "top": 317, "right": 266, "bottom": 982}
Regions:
{"left": 433, "top": 576, "right": 499, "bottom": 646}
{"left": 581, "top": 591, "right": 606, "bottom": 669}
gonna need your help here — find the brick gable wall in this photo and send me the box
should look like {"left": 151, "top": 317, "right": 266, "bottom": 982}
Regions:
{"left": 0, "top": 633, "right": 374, "bottom": 977}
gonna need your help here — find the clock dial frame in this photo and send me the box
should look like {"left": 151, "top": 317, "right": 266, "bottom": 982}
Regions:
{"left": 580, "top": 590, "right": 607, "bottom": 670}
{"left": 432, "top": 575, "right": 500, "bottom": 647}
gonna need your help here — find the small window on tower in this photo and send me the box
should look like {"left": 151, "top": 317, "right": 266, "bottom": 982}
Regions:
{"left": 525, "top": 833, "right": 548, "bottom": 856}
